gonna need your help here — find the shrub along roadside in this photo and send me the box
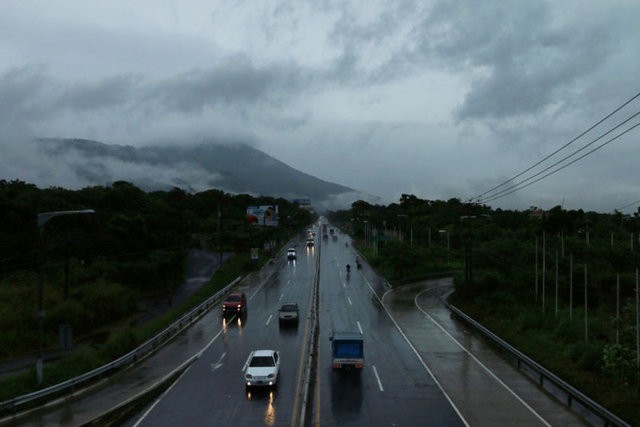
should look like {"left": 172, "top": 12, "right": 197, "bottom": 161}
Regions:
{"left": 0, "top": 252, "right": 258, "bottom": 403}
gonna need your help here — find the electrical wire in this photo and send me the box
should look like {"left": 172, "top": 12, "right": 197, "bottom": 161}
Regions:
{"left": 477, "top": 111, "right": 640, "bottom": 202}
{"left": 480, "top": 121, "right": 640, "bottom": 204}
{"left": 470, "top": 91, "right": 640, "bottom": 203}
{"left": 614, "top": 198, "right": 640, "bottom": 213}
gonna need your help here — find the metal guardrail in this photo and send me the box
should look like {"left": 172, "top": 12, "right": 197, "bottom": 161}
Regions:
{"left": 447, "top": 303, "right": 632, "bottom": 427}
{"left": 298, "top": 235, "right": 321, "bottom": 427}
{"left": 0, "top": 276, "right": 242, "bottom": 417}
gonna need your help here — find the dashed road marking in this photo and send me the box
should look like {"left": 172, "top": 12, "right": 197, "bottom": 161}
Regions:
{"left": 372, "top": 365, "right": 384, "bottom": 392}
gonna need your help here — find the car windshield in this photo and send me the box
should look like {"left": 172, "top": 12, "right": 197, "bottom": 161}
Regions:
{"left": 250, "top": 356, "right": 274, "bottom": 367}
{"left": 226, "top": 295, "right": 242, "bottom": 302}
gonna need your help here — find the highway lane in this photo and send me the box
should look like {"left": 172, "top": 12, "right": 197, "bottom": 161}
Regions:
{"left": 314, "top": 231, "right": 466, "bottom": 427}
{"left": 383, "top": 281, "right": 589, "bottom": 427}
{"left": 130, "top": 239, "right": 317, "bottom": 427}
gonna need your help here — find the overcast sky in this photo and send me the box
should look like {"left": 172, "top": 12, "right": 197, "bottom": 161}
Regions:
{"left": 1, "top": 0, "right": 639, "bottom": 212}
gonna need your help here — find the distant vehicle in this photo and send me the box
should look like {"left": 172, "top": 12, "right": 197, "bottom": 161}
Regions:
{"left": 330, "top": 331, "right": 364, "bottom": 370}
{"left": 222, "top": 292, "right": 247, "bottom": 316}
{"left": 278, "top": 302, "right": 299, "bottom": 325}
{"left": 287, "top": 248, "right": 296, "bottom": 260}
{"left": 332, "top": 234, "right": 338, "bottom": 241}
{"left": 329, "top": 228, "right": 335, "bottom": 234}
{"left": 306, "top": 238, "right": 314, "bottom": 247}
{"left": 243, "top": 349, "right": 280, "bottom": 388}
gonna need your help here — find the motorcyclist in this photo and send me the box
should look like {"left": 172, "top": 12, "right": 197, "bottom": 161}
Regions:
{"left": 346, "top": 264, "right": 351, "bottom": 273}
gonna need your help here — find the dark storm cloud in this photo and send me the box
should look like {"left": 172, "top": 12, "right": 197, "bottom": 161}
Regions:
{"left": 0, "top": 56, "right": 312, "bottom": 136}
{"left": 0, "top": 65, "right": 51, "bottom": 122}
{"left": 413, "top": 1, "right": 615, "bottom": 121}
{"left": 60, "top": 75, "right": 142, "bottom": 111}
{"left": 148, "top": 56, "right": 307, "bottom": 114}
{"left": 0, "top": 66, "right": 140, "bottom": 124}
{"left": 322, "top": 0, "right": 624, "bottom": 123}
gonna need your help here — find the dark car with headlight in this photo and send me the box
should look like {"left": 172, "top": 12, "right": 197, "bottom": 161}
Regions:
{"left": 222, "top": 292, "right": 247, "bottom": 316}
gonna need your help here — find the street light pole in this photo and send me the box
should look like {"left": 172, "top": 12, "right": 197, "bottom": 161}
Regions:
{"left": 36, "top": 209, "right": 94, "bottom": 385}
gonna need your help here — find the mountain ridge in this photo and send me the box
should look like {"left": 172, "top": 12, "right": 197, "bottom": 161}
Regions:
{"left": 35, "top": 138, "right": 369, "bottom": 209}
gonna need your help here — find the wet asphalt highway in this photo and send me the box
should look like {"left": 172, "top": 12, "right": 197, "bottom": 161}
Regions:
{"left": 129, "top": 230, "right": 466, "bottom": 427}
{"left": 130, "top": 243, "right": 318, "bottom": 427}
{"left": 8, "top": 225, "right": 591, "bottom": 426}
{"left": 314, "top": 235, "right": 464, "bottom": 426}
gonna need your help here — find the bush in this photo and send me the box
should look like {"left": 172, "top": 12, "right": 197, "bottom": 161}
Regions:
{"left": 602, "top": 344, "right": 637, "bottom": 385}
{"left": 43, "top": 347, "right": 105, "bottom": 386}
{"left": 553, "top": 318, "right": 583, "bottom": 342}
{"left": 570, "top": 341, "right": 604, "bottom": 371}
{"left": 101, "top": 328, "right": 139, "bottom": 360}
{"left": 518, "top": 311, "right": 546, "bottom": 331}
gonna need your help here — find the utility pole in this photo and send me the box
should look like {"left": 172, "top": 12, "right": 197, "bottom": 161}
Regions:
{"left": 217, "top": 203, "right": 222, "bottom": 265}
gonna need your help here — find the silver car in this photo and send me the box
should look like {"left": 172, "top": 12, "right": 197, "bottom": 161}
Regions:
{"left": 279, "top": 302, "right": 299, "bottom": 325}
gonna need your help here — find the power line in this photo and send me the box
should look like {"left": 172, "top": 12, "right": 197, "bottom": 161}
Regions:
{"left": 615, "top": 198, "right": 640, "bottom": 212}
{"left": 478, "top": 111, "right": 640, "bottom": 203}
{"left": 470, "top": 91, "right": 640, "bottom": 203}
{"left": 480, "top": 121, "right": 640, "bottom": 204}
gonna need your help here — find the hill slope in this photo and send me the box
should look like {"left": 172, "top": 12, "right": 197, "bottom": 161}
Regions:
{"left": 36, "top": 138, "right": 364, "bottom": 208}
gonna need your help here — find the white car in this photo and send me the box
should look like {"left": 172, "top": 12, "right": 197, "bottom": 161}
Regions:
{"left": 243, "top": 349, "right": 280, "bottom": 388}
{"left": 287, "top": 248, "right": 296, "bottom": 260}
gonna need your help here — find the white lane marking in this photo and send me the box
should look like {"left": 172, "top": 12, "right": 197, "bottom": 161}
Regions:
{"left": 342, "top": 281, "right": 346, "bottom": 288}
{"left": 265, "top": 314, "right": 273, "bottom": 326}
{"left": 413, "top": 289, "right": 551, "bottom": 427}
{"left": 210, "top": 351, "right": 227, "bottom": 372}
{"left": 372, "top": 365, "right": 384, "bottom": 392}
{"left": 198, "top": 323, "right": 227, "bottom": 356}
{"left": 357, "top": 321, "right": 363, "bottom": 335}
{"left": 133, "top": 365, "right": 192, "bottom": 427}
{"left": 279, "top": 293, "right": 284, "bottom": 301}
{"left": 347, "top": 297, "right": 352, "bottom": 306}
{"left": 369, "top": 281, "right": 469, "bottom": 427}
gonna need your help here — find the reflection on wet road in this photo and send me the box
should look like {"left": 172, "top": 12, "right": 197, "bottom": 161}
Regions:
{"left": 383, "top": 279, "right": 589, "bottom": 427}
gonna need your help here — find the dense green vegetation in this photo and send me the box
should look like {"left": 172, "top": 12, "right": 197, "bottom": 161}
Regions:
{"left": 0, "top": 252, "right": 255, "bottom": 402}
{"left": 329, "top": 194, "right": 640, "bottom": 425}
{"left": 0, "top": 179, "right": 312, "bottom": 367}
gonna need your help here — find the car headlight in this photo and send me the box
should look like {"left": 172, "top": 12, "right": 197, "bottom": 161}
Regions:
{"left": 267, "top": 373, "right": 275, "bottom": 378}
{"left": 245, "top": 374, "right": 252, "bottom": 379}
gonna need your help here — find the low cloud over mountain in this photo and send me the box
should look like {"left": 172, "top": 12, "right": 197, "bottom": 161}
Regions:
{"left": 29, "top": 138, "right": 374, "bottom": 211}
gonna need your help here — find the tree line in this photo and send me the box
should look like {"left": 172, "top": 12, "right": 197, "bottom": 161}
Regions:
{"left": 0, "top": 179, "right": 313, "bottom": 358}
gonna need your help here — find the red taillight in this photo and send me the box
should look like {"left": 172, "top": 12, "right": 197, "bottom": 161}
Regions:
{"left": 333, "top": 363, "right": 341, "bottom": 369}
{"left": 356, "top": 363, "right": 363, "bottom": 369}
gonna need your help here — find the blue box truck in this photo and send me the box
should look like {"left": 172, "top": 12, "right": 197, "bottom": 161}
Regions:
{"left": 330, "top": 331, "right": 364, "bottom": 370}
